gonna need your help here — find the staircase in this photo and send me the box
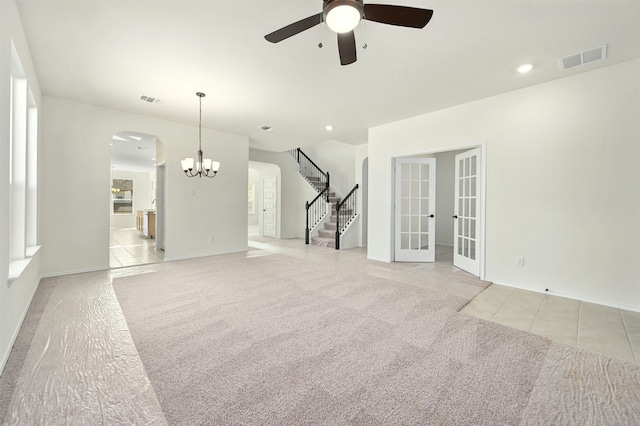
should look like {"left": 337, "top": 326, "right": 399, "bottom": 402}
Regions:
{"left": 289, "top": 148, "right": 357, "bottom": 250}
{"left": 310, "top": 192, "right": 342, "bottom": 248}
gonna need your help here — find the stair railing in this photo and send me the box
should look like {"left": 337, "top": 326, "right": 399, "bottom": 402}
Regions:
{"left": 305, "top": 186, "right": 330, "bottom": 244}
{"left": 335, "top": 184, "right": 359, "bottom": 250}
{"left": 290, "top": 148, "right": 333, "bottom": 244}
{"left": 289, "top": 148, "right": 329, "bottom": 200}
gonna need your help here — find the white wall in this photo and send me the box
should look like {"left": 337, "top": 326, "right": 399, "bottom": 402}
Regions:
{"left": 368, "top": 59, "right": 640, "bottom": 311}
{"left": 300, "top": 140, "right": 357, "bottom": 196}
{"left": 249, "top": 149, "right": 317, "bottom": 239}
{"left": 0, "top": 0, "right": 43, "bottom": 373}
{"left": 41, "top": 96, "right": 249, "bottom": 275}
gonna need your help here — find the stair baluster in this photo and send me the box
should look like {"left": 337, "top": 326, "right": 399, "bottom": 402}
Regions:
{"left": 335, "top": 184, "right": 359, "bottom": 250}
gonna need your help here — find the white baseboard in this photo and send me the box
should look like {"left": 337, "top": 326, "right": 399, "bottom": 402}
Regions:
{"left": 0, "top": 274, "right": 40, "bottom": 375}
{"left": 40, "top": 265, "right": 109, "bottom": 279}
{"left": 486, "top": 278, "right": 640, "bottom": 313}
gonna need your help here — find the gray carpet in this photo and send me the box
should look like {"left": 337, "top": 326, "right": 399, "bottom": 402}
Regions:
{"left": 113, "top": 254, "right": 560, "bottom": 425}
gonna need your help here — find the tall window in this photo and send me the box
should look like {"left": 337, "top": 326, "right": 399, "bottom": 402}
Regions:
{"left": 9, "top": 41, "right": 38, "bottom": 268}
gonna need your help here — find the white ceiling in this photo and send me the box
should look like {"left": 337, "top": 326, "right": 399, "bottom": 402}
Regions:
{"left": 110, "top": 131, "right": 157, "bottom": 173}
{"left": 16, "top": 0, "right": 640, "bottom": 154}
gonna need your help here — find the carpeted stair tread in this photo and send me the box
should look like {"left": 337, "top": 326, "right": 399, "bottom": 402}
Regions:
{"left": 310, "top": 236, "right": 335, "bottom": 248}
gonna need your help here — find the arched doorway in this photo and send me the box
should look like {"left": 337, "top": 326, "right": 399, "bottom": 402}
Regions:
{"left": 109, "top": 131, "right": 166, "bottom": 268}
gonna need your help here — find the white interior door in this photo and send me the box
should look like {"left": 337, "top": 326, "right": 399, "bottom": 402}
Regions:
{"left": 263, "top": 175, "right": 277, "bottom": 238}
{"left": 453, "top": 148, "right": 481, "bottom": 276}
{"left": 395, "top": 157, "right": 436, "bottom": 262}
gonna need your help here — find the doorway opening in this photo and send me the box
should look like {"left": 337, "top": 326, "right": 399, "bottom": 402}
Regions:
{"left": 109, "top": 131, "right": 166, "bottom": 268}
{"left": 392, "top": 144, "right": 486, "bottom": 279}
{"left": 248, "top": 161, "right": 281, "bottom": 239}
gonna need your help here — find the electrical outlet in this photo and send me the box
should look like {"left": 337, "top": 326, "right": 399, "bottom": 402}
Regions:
{"left": 209, "top": 236, "right": 215, "bottom": 243}
{"left": 516, "top": 256, "right": 525, "bottom": 267}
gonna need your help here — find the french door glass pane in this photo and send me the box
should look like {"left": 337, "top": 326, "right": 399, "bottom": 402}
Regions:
{"left": 411, "top": 164, "right": 420, "bottom": 180}
{"left": 411, "top": 234, "right": 419, "bottom": 250}
{"left": 421, "top": 215, "right": 429, "bottom": 231}
{"left": 411, "top": 198, "right": 419, "bottom": 215}
{"left": 402, "top": 198, "right": 410, "bottom": 214}
{"left": 411, "top": 216, "right": 419, "bottom": 232}
{"left": 411, "top": 181, "right": 419, "bottom": 196}
{"left": 401, "top": 234, "right": 410, "bottom": 249}
{"left": 402, "top": 163, "right": 410, "bottom": 178}
{"left": 421, "top": 233, "right": 429, "bottom": 249}
{"left": 401, "top": 216, "right": 409, "bottom": 233}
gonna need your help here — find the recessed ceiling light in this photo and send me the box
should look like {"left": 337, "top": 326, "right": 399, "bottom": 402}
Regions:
{"left": 517, "top": 64, "right": 533, "bottom": 73}
{"left": 325, "top": 125, "right": 334, "bottom": 131}
{"left": 259, "top": 125, "right": 273, "bottom": 131}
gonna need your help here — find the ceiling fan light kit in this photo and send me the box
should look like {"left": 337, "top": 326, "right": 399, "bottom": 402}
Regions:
{"left": 324, "top": 0, "right": 364, "bottom": 33}
{"left": 265, "top": 0, "right": 433, "bottom": 66}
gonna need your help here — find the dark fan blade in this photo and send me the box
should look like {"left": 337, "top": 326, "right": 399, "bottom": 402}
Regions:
{"left": 337, "top": 31, "right": 357, "bottom": 66}
{"left": 265, "top": 13, "right": 323, "bottom": 43}
{"left": 363, "top": 4, "right": 433, "bottom": 28}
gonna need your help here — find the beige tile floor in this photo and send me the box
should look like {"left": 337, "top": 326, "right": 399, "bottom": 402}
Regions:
{"left": 110, "top": 227, "right": 164, "bottom": 268}
{"left": 461, "top": 283, "right": 640, "bottom": 364}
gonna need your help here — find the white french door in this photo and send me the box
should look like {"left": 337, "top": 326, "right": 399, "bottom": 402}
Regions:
{"left": 262, "top": 176, "right": 277, "bottom": 238}
{"left": 394, "top": 157, "right": 436, "bottom": 262}
{"left": 453, "top": 148, "right": 481, "bottom": 276}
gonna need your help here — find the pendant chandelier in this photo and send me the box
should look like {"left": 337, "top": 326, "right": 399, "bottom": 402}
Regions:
{"left": 181, "top": 92, "right": 220, "bottom": 178}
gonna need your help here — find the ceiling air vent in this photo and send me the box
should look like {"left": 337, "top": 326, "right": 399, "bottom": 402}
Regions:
{"left": 559, "top": 45, "right": 607, "bottom": 71}
{"left": 139, "top": 95, "right": 162, "bottom": 104}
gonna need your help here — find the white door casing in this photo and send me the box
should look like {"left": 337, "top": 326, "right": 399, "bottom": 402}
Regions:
{"left": 156, "top": 164, "right": 166, "bottom": 251}
{"left": 263, "top": 175, "right": 277, "bottom": 238}
{"left": 453, "top": 148, "right": 481, "bottom": 276}
{"left": 394, "top": 157, "right": 436, "bottom": 262}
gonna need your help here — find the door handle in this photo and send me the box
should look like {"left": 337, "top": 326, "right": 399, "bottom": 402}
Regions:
{"left": 452, "top": 215, "right": 458, "bottom": 219}
{"left": 429, "top": 214, "right": 434, "bottom": 218}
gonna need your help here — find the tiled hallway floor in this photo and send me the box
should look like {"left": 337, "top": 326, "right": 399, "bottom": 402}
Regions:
{"left": 462, "top": 284, "right": 640, "bottom": 364}
{"left": 110, "top": 227, "right": 164, "bottom": 268}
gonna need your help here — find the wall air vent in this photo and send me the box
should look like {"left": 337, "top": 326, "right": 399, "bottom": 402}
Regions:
{"left": 559, "top": 45, "right": 607, "bottom": 71}
{"left": 139, "top": 95, "right": 162, "bottom": 104}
